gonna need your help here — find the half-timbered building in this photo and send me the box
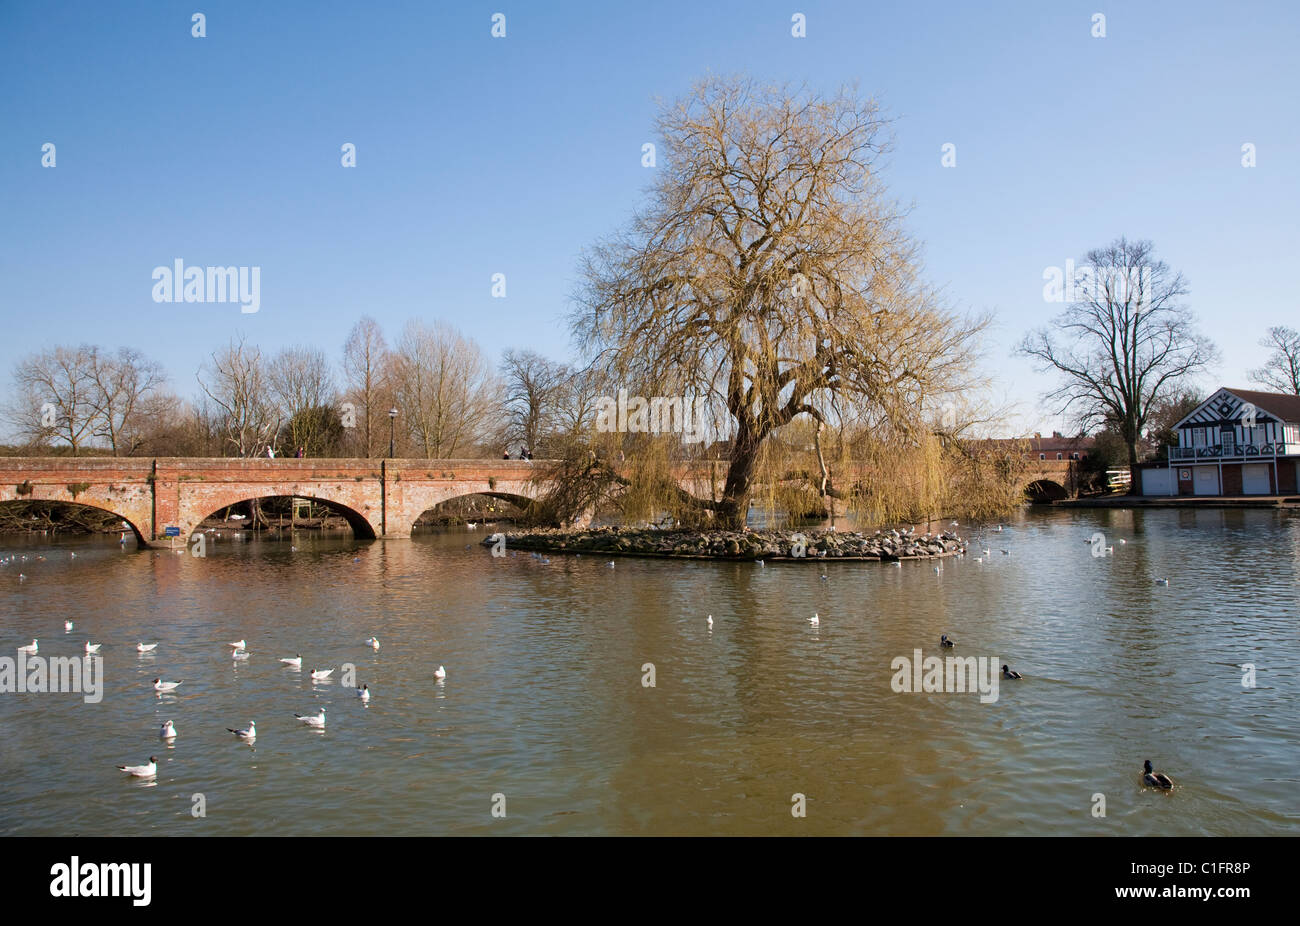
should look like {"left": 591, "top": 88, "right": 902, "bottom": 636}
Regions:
{"left": 1138, "top": 387, "right": 1300, "bottom": 496}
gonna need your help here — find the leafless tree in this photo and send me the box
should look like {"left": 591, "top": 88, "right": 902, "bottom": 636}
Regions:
{"left": 500, "top": 349, "right": 565, "bottom": 454}
{"left": 8, "top": 345, "right": 101, "bottom": 454}
{"left": 268, "top": 346, "right": 336, "bottom": 452}
{"left": 87, "top": 347, "right": 166, "bottom": 455}
{"left": 572, "top": 76, "right": 986, "bottom": 526}
{"left": 197, "top": 336, "right": 280, "bottom": 457}
{"left": 1019, "top": 236, "right": 1218, "bottom": 467}
{"left": 390, "top": 320, "right": 500, "bottom": 458}
{"left": 342, "top": 317, "right": 391, "bottom": 457}
{"left": 1249, "top": 325, "right": 1300, "bottom": 394}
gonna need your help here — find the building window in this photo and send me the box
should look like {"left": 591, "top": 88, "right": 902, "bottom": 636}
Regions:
{"left": 1039, "top": 453, "right": 1045, "bottom": 461}
{"left": 1056, "top": 453, "right": 1063, "bottom": 460}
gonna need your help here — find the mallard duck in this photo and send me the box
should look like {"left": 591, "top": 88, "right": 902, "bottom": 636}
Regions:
{"left": 1142, "top": 759, "right": 1174, "bottom": 789}
{"left": 940, "top": 634, "right": 955, "bottom": 647}
{"left": 1001, "top": 665, "right": 1023, "bottom": 679}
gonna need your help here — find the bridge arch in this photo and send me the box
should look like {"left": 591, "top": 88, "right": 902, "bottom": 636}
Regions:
{"left": 187, "top": 493, "right": 379, "bottom": 541}
{"left": 1024, "top": 479, "right": 1069, "bottom": 502}
{"left": 0, "top": 497, "right": 148, "bottom": 546}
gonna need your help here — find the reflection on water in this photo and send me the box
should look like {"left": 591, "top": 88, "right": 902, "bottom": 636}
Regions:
{"left": 0, "top": 507, "right": 1297, "bottom": 835}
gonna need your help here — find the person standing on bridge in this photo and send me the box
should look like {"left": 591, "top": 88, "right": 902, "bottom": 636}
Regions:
{"left": 266, "top": 445, "right": 276, "bottom": 458}
{"left": 295, "top": 446, "right": 304, "bottom": 458}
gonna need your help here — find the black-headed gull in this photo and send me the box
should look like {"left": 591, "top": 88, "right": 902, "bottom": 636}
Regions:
{"left": 434, "top": 665, "right": 447, "bottom": 680}
{"left": 17, "top": 639, "right": 37, "bottom": 654}
{"left": 356, "top": 684, "right": 370, "bottom": 702}
{"left": 707, "top": 614, "right": 713, "bottom": 629}
{"left": 279, "top": 654, "right": 302, "bottom": 667}
{"left": 84, "top": 641, "right": 101, "bottom": 654}
{"left": 309, "top": 668, "right": 334, "bottom": 681}
{"left": 136, "top": 643, "right": 158, "bottom": 653}
{"left": 64, "top": 620, "right": 73, "bottom": 632}
{"left": 117, "top": 757, "right": 157, "bottom": 777}
{"left": 809, "top": 613, "right": 820, "bottom": 626}
{"left": 364, "top": 637, "right": 380, "bottom": 650}
{"left": 227, "top": 639, "right": 246, "bottom": 650}
{"left": 294, "top": 708, "right": 326, "bottom": 728}
{"left": 160, "top": 720, "right": 177, "bottom": 739}
{"left": 152, "top": 678, "right": 182, "bottom": 692}
{"left": 227, "top": 721, "right": 256, "bottom": 740}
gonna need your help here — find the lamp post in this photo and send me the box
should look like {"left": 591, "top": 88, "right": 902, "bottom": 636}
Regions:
{"left": 388, "top": 407, "right": 398, "bottom": 459}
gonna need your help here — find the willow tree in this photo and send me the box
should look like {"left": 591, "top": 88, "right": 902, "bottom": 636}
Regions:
{"left": 571, "top": 76, "right": 985, "bottom": 528}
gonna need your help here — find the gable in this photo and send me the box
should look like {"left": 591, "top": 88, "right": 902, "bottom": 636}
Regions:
{"left": 1173, "top": 388, "right": 1283, "bottom": 430}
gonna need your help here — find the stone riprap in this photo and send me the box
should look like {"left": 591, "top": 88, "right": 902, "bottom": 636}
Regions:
{"left": 481, "top": 526, "right": 966, "bottom": 560}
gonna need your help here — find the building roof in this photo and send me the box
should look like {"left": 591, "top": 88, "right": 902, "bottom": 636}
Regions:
{"left": 1224, "top": 388, "right": 1300, "bottom": 423}
{"left": 1173, "top": 387, "right": 1300, "bottom": 429}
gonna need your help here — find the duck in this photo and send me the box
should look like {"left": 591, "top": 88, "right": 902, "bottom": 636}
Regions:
{"left": 1155, "top": 578, "right": 1169, "bottom": 586}
{"left": 160, "top": 720, "right": 177, "bottom": 739}
{"left": 227, "top": 721, "right": 256, "bottom": 740}
{"left": 940, "top": 634, "right": 955, "bottom": 648}
{"left": 1142, "top": 759, "right": 1174, "bottom": 789}
{"left": 117, "top": 757, "right": 157, "bottom": 778}
{"left": 1001, "top": 665, "right": 1023, "bottom": 679}
{"left": 279, "top": 654, "right": 302, "bottom": 667}
{"left": 152, "top": 678, "right": 182, "bottom": 692}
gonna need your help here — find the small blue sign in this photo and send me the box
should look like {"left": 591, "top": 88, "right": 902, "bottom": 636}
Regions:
{"left": 164, "top": 526, "right": 180, "bottom": 537}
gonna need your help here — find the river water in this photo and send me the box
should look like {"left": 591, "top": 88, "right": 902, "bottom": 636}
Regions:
{"left": 1, "top": 507, "right": 1296, "bottom": 836}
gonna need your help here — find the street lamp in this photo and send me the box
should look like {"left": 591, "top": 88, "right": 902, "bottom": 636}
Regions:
{"left": 388, "top": 407, "right": 398, "bottom": 459}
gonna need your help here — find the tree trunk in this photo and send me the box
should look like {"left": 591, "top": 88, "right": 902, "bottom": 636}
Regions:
{"left": 717, "top": 425, "right": 762, "bottom": 528}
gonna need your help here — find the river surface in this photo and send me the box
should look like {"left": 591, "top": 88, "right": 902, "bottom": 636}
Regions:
{"left": 1, "top": 507, "right": 1297, "bottom": 836}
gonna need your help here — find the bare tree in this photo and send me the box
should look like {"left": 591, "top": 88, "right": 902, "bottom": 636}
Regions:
{"left": 390, "top": 320, "right": 500, "bottom": 458}
{"left": 572, "top": 76, "right": 985, "bottom": 527}
{"left": 1249, "top": 325, "right": 1300, "bottom": 394}
{"left": 500, "top": 349, "right": 565, "bottom": 454}
{"left": 268, "top": 346, "right": 336, "bottom": 453}
{"left": 1019, "top": 237, "right": 1218, "bottom": 467}
{"left": 8, "top": 345, "right": 101, "bottom": 454}
{"left": 197, "top": 336, "right": 280, "bottom": 457}
{"left": 342, "top": 317, "right": 391, "bottom": 457}
{"left": 87, "top": 347, "right": 166, "bottom": 455}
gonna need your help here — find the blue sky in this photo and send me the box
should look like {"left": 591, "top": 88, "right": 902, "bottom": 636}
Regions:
{"left": 2, "top": 0, "right": 1296, "bottom": 437}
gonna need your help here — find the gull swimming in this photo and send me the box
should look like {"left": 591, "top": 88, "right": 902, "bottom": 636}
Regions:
{"left": 365, "top": 637, "right": 380, "bottom": 650}
{"left": 227, "top": 639, "right": 247, "bottom": 650}
{"left": 160, "top": 720, "right": 177, "bottom": 739}
{"left": 707, "top": 614, "right": 713, "bottom": 629}
{"left": 152, "top": 678, "right": 182, "bottom": 692}
{"left": 294, "top": 708, "right": 326, "bottom": 728}
{"left": 117, "top": 757, "right": 157, "bottom": 778}
{"left": 227, "top": 721, "right": 256, "bottom": 740}
{"left": 809, "top": 612, "right": 820, "bottom": 626}
{"left": 356, "top": 684, "right": 370, "bottom": 702}
{"left": 136, "top": 643, "right": 158, "bottom": 653}
{"left": 434, "top": 665, "right": 447, "bottom": 680}
{"left": 84, "top": 642, "right": 101, "bottom": 654}
{"left": 231, "top": 649, "right": 250, "bottom": 661}
{"left": 17, "top": 639, "right": 37, "bottom": 654}
{"left": 279, "top": 655, "right": 302, "bottom": 667}
{"left": 64, "top": 620, "right": 73, "bottom": 632}
{"left": 309, "top": 668, "right": 334, "bottom": 681}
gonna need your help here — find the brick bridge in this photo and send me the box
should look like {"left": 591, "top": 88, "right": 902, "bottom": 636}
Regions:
{"left": 0, "top": 458, "right": 588, "bottom": 546}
